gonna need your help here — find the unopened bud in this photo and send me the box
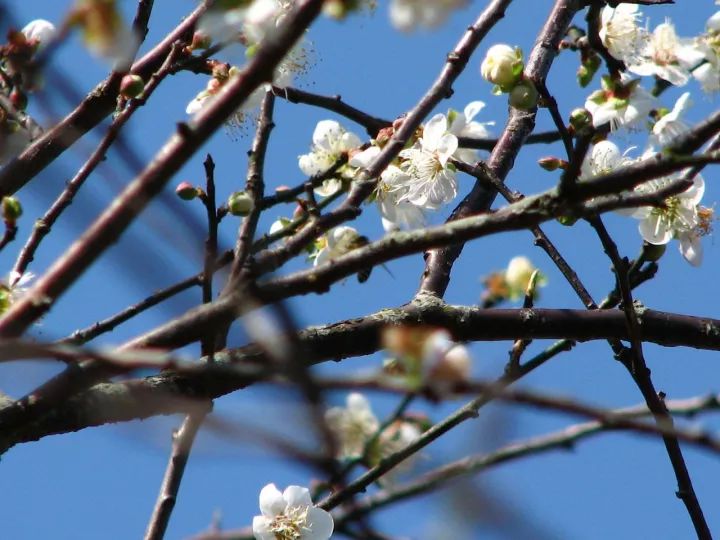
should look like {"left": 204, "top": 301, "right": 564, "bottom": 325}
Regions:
{"left": 228, "top": 191, "right": 254, "bottom": 216}
{"left": 537, "top": 156, "right": 567, "bottom": 171}
{"left": 10, "top": 88, "right": 27, "bottom": 111}
{"left": 508, "top": 79, "right": 538, "bottom": 110}
{"left": 190, "top": 31, "right": 211, "bottom": 50}
{"left": 120, "top": 74, "right": 144, "bottom": 98}
{"left": 375, "top": 126, "right": 394, "bottom": 146}
{"left": 322, "top": 0, "right": 348, "bottom": 19}
{"left": 480, "top": 44, "right": 524, "bottom": 90}
{"left": 175, "top": 181, "right": 198, "bottom": 200}
{"left": 2, "top": 196, "right": 22, "bottom": 224}
{"left": 577, "top": 54, "right": 601, "bottom": 88}
{"left": 569, "top": 108, "right": 592, "bottom": 134}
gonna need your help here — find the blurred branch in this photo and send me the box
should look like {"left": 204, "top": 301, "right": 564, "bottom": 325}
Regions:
{"left": 339, "top": 392, "right": 720, "bottom": 522}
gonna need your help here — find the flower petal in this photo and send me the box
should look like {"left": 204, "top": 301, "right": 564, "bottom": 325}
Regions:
{"left": 304, "top": 506, "right": 334, "bottom": 540}
{"left": 259, "top": 483, "right": 285, "bottom": 517}
{"left": 422, "top": 114, "right": 448, "bottom": 150}
{"left": 283, "top": 485, "right": 313, "bottom": 509}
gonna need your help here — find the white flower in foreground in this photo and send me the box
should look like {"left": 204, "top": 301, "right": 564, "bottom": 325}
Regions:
{"left": 244, "top": 0, "right": 295, "bottom": 45}
{"left": 389, "top": 0, "right": 466, "bottom": 32}
{"left": 72, "top": 0, "right": 139, "bottom": 70}
{"left": 252, "top": 484, "right": 333, "bottom": 540}
{"left": 325, "top": 393, "right": 380, "bottom": 459}
{"left": 447, "top": 101, "right": 494, "bottom": 163}
{"left": 599, "top": 3, "right": 646, "bottom": 63}
{"left": 398, "top": 113, "right": 458, "bottom": 210}
{"left": 21, "top": 19, "right": 56, "bottom": 48}
{"left": 299, "top": 120, "right": 362, "bottom": 196}
{"left": 650, "top": 92, "right": 692, "bottom": 148}
{"left": 580, "top": 140, "right": 634, "bottom": 179}
{"left": 350, "top": 146, "right": 425, "bottom": 232}
{"left": 630, "top": 174, "right": 707, "bottom": 266}
{"left": 480, "top": 44, "right": 523, "bottom": 90}
{"left": 196, "top": 6, "right": 247, "bottom": 44}
{"left": 627, "top": 21, "right": 705, "bottom": 86}
{"left": 314, "top": 226, "right": 362, "bottom": 266}
{"left": 585, "top": 76, "right": 656, "bottom": 130}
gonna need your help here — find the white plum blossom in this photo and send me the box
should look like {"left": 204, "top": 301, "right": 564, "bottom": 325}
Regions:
{"left": 629, "top": 174, "right": 707, "bottom": 266}
{"left": 599, "top": 3, "right": 646, "bottom": 64}
{"left": 21, "top": 19, "right": 56, "bottom": 48}
{"left": 244, "top": 0, "right": 295, "bottom": 45}
{"left": 585, "top": 76, "right": 656, "bottom": 130}
{"left": 299, "top": 120, "right": 362, "bottom": 196}
{"left": 627, "top": 21, "right": 705, "bottom": 86}
{"left": 504, "top": 256, "right": 546, "bottom": 300}
{"left": 420, "top": 329, "right": 471, "bottom": 393}
{"left": 397, "top": 113, "right": 458, "bottom": 210}
{"left": 252, "top": 484, "right": 333, "bottom": 540}
{"left": 314, "top": 226, "right": 362, "bottom": 266}
{"left": 480, "top": 44, "right": 523, "bottom": 89}
{"left": 447, "top": 101, "right": 494, "bottom": 163}
{"left": 350, "top": 146, "right": 425, "bottom": 232}
{"left": 693, "top": 13, "right": 720, "bottom": 93}
{"left": 389, "top": 0, "right": 467, "bottom": 32}
{"left": 325, "top": 393, "right": 380, "bottom": 459}
{"left": 580, "top": 140, "right": 634, "bottom": 179}
{"left": 375, "top": 420, "right": 423, "bottom": 480}
{"left": 650, "top": 92, "right": 692, "bottom": 148}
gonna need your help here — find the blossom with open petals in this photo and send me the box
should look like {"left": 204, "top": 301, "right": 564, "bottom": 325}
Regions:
{"left": 299, "top": 120, "right": 362, "bottom": 196}
{"left": 397, "top": 113, "right": 458, "bottom": 210}
{"left": 389, "top": 0, "right": 466, "bottom": 32}
{"left": 447, "top": 101, "right": 493, "bottom": 163}
{"left": 585, "top": 76, "right": 655, "bottom": 130}
{"left": 580, "top": 140, "right": 634, "bottom": 179}
{"left": 599, "top": 3, "right": 646, "bottom": 63}
{"left": 252, "top": 484, "right": 333, "bottom": 540}
{"left": 650, "top": 92, "right": 692, "bottom": 148}
{"left": 350, "top": 146, "right": 425, "bottom": 232}
{"left": 314, "top": 226, "right": 362, "bottom": 266}
{"left": 627, "top": 21, "right": 705, "bottom": 86}
{"left": 629, "top": 174, "right": 707, "bottom": 266}
{"left": 325, "top": 393, "right": 380, "bottom": 459}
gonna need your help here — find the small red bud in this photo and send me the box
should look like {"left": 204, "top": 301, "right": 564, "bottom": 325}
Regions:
{"left": 175, "top": 181, "right": 198, "bottom": 200}
{"left": 120, "top": 74, "right": 144, "bottom": 98}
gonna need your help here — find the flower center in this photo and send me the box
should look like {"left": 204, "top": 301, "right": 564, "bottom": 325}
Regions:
{"left": 269, "top": 506, "right": 310, "bottom": 540}
{"left": 650, "top": 195, "right": 691, "bottom": 231}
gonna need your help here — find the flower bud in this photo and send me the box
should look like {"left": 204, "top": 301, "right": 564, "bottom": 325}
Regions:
{"left": 2, "top": 196, "right": 22, "bottom": 224}
{"left": 175, "top": 181, "right": 198, "bottom": 200}
{"left": 120, "top": 76, "right": 145, "bottom": 100}
{"left": 120, "top": 74, "right": 144, "bottom": 98}
{"left": 537, "top": 156, "right": 567, "bottom": 171}
{"left": 190, "top": 31, "right": 211, "bottom": 50}
{"left": 480, "top": 44, "right": 523, "bottom": 90}
{"left": 228, "top": 191, "right": 254, "bottom": 216}
{"left": 577, "top": 54, "right": 601, "bottom": 88}
{"left": 569, "top": 108, "right": 592, "bottom": 134}
{"left": 10, "top": 88, "right": 27, "bottom": 111}
{"left": 508, "top": 79, "right": 538, "bottom": 110}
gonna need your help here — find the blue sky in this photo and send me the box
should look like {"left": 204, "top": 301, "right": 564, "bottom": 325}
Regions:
{"left": 1, "top": 1, "right": 720, "bottom": 538}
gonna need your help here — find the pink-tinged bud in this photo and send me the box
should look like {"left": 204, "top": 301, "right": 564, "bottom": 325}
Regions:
{"left": 228, "top": 191, "right": 254, "bottom": 216}
{"left": 2, "top": 196, "right": 22, "bottom": 224}
{"left": 175, "top": 181, "right": 198, "bottom": 200}
{"left": 375, "top": 126, "right": 394, "bottom": 146}
{"left": 293, "top": 203, "right": 305, "bottom": 220}
{"left": 537, "top": 156, "right": 567, "bottom": 171}
{"left": 190, "top": 31, "right": 211, "bottom": 50}
{"left": 10, "top": 89, "right": 27, "bottom": 111}
{"left": 275, "top": 185, "right": 290, "bottom": 193}
{"left": 120, "top": 74, "right": 144, "bottom": 98}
